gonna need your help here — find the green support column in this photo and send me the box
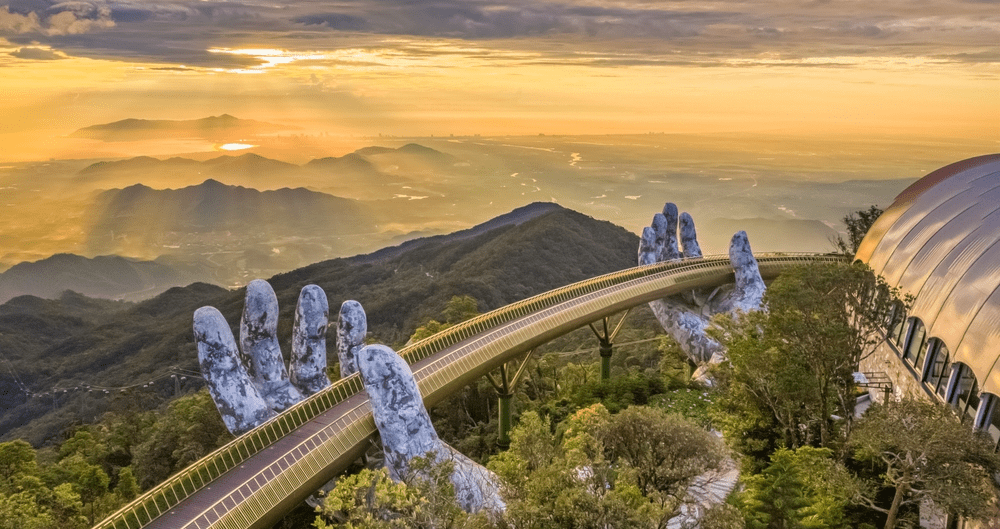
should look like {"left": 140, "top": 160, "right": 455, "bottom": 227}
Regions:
{"left": 498, "top": 393, "right": 512, "bottom": 446}
{"left": 486, "top": 351, "right": 533, "bottom": 448}
{"left": 599, "top": 340, "right": 613, "bottom": 381}
{"left": 589, "top": 309, "right": 630, "bottom": 382}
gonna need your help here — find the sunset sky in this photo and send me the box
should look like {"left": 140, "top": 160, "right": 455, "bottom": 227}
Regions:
{"left": 1, "top": 0, "right": 997, "bottom": 162}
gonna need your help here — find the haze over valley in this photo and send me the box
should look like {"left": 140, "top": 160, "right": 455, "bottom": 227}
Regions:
{"left": 3, "top": 118, "right": 982, "bottom": 300}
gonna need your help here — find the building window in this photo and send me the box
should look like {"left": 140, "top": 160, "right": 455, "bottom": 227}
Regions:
{"left": 988, "top": 395, "right": 1000, "bottom": 451}
{"left": 903, "top": 319, "right": 926, "bottom": 366}
{"left": 952, "top": 363, "right": 981, "bottom": 424}
{"left": 924, "top": 340, "right": 952, "bottom": 397}
{"left": 890, "top": 307, "right": 907, "bottom": 345}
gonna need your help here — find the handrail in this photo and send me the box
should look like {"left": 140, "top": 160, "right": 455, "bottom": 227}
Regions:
{"left": 93, "top": 253, "right": 846, "bottom": 529}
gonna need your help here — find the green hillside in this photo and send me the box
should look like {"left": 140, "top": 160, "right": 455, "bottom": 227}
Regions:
{"left": 0, "top": 206, "right": 639, "bottom": 445}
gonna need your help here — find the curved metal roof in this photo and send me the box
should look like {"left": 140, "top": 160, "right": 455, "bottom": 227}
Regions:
{"left": 857, "top": 154, "right": 1000, "bottom": 393}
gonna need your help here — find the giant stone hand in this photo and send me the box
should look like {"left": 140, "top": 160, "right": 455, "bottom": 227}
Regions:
{"left": 195, "top": 280, "right": 505, "bottom": 514}
{"left": 194, "top": 280, "right": 329, "bottom": 434}
{"left": 640, "top": 203, "right": 766, "bottom": 364}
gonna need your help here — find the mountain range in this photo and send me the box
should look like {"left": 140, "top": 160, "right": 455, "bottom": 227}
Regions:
{"left": 0, "top": 254, "right": 193, "bottom": 304}
{"left": 75, "top": 144, "right": 454, "bottom": 194}
{"left": 70, "top": 114, "right": 294, "bottom": 141}
{"left": 0, "top": 205, "right": 639, "bottom": 444}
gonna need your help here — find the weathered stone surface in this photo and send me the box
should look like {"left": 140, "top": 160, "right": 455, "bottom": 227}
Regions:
{"left": 649, "top": 298, "right": 723, "bottom": 364}
{"left": 337, "top": 300, "right": 367, "bottom": 378}
{"left": 194, "top": 306, "right": 275, "bottom": 435}
{"left": 638, "top": 227, "right": 658, "bottom": 266}
{"left": 290, "top": 285, "right": 331, "bottom": 396}
{"left": 240, "top": 279, "right": 303, "bottom": 411}
{"left": 658, "top": 204, "right": 681, "bottom": 261}
{"left": 639, "top": 205, "right": 766, "bottom": 366}
{"left": 679, "top": 212, "right": 702, "bottom": 258}
{"left": 356, "top": 344, "right": 506, "bottom": 514}
{"left": 719, "top": 231, "right": 765, "bottom": 313}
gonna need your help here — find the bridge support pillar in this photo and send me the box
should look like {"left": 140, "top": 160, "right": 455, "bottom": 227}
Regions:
{"left": 589, "top": 309, "right": 631, "bottom": 382}
{"left": 486, "top": 350, "right": 533, "bottom": 448}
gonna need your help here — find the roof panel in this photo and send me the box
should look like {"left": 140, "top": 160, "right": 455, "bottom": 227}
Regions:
{"left": 913, "top": 205, "right": 1000, "bottom": 335}
{"left": 898, "top": 177, "right": 1000, "bottom": 300}
{"left": 857, "top": 156, "right": 1000, "bottom": 269}
{"left": 929, "top": 229, "right": 1000, "bottom": 353}
{"left": 957, "top": 285, "right": 1000, "bottom": 394}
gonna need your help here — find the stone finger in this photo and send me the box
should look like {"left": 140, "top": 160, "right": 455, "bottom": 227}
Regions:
{"left": 240, "top": 279, "right": 303, "bottom": 411}
{"left": 638, "top": 227, "right": 658, "bottom": 265}
{"left": 659, "top": 203, "right": 680, "bottom": 261}
{"left": 290, "top": 284, "right": 330, "bottom": 396}
{"left": 355, "top": 344, "right": 438, "bottom": 480}
{"left": 337, "top": 300, "right": 368, "bottom": 378}
{"left": 721, "top": 231, "right": 766, "bottom": 312}
{"left": 194, "top": 306, "right": 274, "bottom": 435}
{"left": 679, "top": 212, "right": 702, "bottom": 258}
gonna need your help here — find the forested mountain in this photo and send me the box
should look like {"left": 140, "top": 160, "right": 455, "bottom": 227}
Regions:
{"left": 0, "top": 254, "right": 192, "bottom": 304}
{"left": 0, "top": 205, "right": 638, "bottom": 445}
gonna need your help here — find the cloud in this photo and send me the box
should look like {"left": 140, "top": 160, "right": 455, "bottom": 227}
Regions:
{"left": 10, "top": 46, "right": 63, "bottom": 59}
{"left": 293, "top": 13, "right": 367, "bottom": 31}
{"left": 0, "top": 7, "right": 42, "bottom": 33}
{"left": 1, "top": 0, "right": 996, "bottom": 70}
{"left": 0, "top": 2, "right": 113, "bottom": 36}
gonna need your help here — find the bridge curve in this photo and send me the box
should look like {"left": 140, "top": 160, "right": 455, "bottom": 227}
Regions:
{"left": 94, "top": 253, "right": 845, "bottom": 529}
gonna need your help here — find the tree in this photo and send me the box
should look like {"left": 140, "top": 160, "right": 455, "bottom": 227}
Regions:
{"left": 711, "top": 262, "right": 905, "bottom": 455}
{"left": 409, "top": 295, "right": 481, "bottom": 344}
{"left": 596, "top": 406, "right": 725, "bottom": 501}
{"left": 132, "top": 391, "right": 231, "bottom": 489}
{"left": 487, "top": 407, "right": 723, "bottom": 528}
{"left": 442, "top": 295, "right": 480, "bottom": 324}
{"left": 315, "top": 456, "right": 490, "bottom": 529}
{"left": 740, "top": 447, "right": 854, "bottom": 529}
{"left": 850, "top": 398, "right": 1000, "bottom": 529}
{"left": 834, "top": 205, "right": 883, "bottom": 256}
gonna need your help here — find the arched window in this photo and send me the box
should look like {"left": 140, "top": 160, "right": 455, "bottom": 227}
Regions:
{"left": 974, "top": 393, "right": 1000, "bottom": 449}
{"left": 923, "top": 339, "right": 951, "bottom": 396}
{"left": 903, "top": 319, "right": 927, "bottom": 367}
{"left": 890, "top": 305, "right": 907, "bottom": 345}
{"left": 987, "top": 395, "right": 1000, "bottom": 451}
{"left": 950, "top": 363, "right": 981, "bottom": 424}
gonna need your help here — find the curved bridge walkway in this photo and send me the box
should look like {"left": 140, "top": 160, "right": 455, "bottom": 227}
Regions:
{"left": 94, "top": 253, "right": 845, "bottom": 529}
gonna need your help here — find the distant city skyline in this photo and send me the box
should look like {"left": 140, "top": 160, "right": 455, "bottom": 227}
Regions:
{"left": 0, "top": 0, "right": 997, "bottom": 162}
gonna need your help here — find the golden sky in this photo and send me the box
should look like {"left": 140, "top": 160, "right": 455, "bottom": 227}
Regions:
{"left": 0, "top": 0, "right": 997, "bottom": 162}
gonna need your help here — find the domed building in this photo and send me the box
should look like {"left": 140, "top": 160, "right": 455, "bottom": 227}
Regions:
{"left": 857, "top": 153, "right": 1000, "bottom": 449}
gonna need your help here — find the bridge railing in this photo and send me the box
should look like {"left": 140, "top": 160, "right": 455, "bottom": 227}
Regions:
{"left": 93, "top": 252, "right": 841, "bottom": 529}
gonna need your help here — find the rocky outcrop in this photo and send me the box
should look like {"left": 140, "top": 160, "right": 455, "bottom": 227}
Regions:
{"left": 640, "top": 204, "right": 766, "bottom": 365}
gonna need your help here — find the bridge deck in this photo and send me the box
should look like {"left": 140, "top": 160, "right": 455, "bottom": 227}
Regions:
{"left": 95, "top": 253, "right": 845, "bottom": 529}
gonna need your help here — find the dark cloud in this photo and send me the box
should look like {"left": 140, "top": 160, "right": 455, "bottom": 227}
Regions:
{"left": 10, "top": 46, "right": 63, "bottom": 59}
{"left": 2, "top": 0, "right": 996, "bottom": 69}
{"left": 293, "top": 13, "right": 366, "bottom": 30}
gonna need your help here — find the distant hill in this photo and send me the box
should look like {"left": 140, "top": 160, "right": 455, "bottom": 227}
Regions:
{"left": 76, "top": 144, "right": 457, "bottom": 192}
{"left": 0, "top": 205, "right": 638, "bottom": 444}
{"left": 352, "top": 143, "right": 459, "bottom": 174}
{"left": 70, "top": 114, "right": 294, "bottom": 141}
{"left": 0, "top": 254, "right": 191, "bottom": 304}
{"left": 351, "top": 202, "right": 564, "bottom": 264}
{"left": 702, "top": 218, "right": 840, "bottom": 254}
{"left": 84, "top": 179, "right": 375, "bottom": 255}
